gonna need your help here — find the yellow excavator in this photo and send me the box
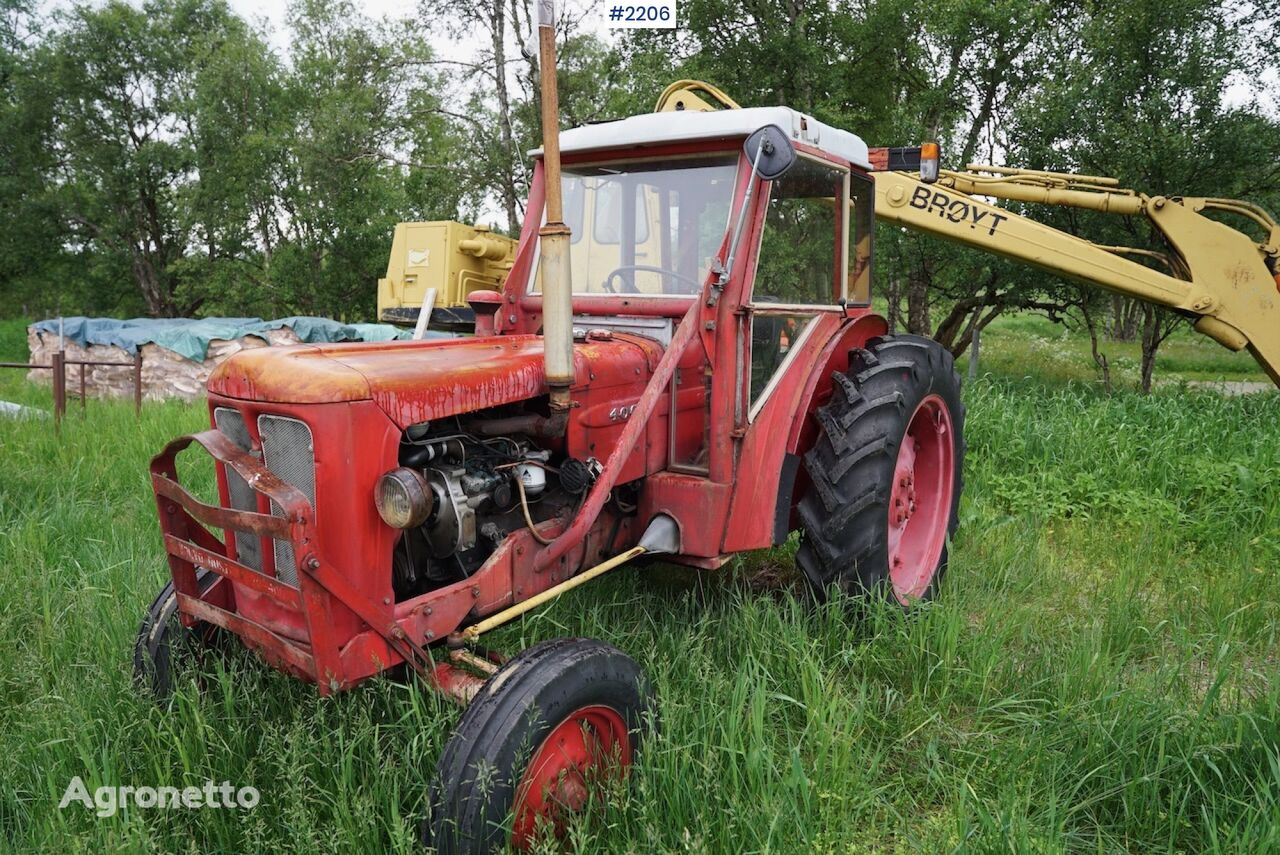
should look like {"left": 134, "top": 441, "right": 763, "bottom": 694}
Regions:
{"left": 376, "top": 221, "right": 516, "bottom": 330}
{"left": 656, "top": 79, "right": 1280, "bottom": 385}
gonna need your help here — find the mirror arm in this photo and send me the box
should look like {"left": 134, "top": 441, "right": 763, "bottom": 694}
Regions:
{"left": 711, "top": 143, "right": 766, "bottom": 305}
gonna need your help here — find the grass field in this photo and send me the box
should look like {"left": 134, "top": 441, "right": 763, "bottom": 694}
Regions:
{"left": 974, "top": 313, "right": 1267, "bottom": 387}
{"left": 2, "top": 316, "right": 1279, "bottom": 852}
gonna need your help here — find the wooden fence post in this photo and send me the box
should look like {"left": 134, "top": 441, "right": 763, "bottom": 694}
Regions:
{"left": 134, "top": 352, "right": 143, "bottom": 415}
{"left": 52, "top": 350, "right": 65, "bottom": 431}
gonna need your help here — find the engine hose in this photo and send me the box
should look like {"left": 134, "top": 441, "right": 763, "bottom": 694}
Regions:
{"left": 515, "top": 476, "right": 554, "bottom": 546}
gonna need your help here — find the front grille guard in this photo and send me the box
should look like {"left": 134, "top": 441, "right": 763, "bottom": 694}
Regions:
{"left": 149, "top": 429, "right": 436, "bottom": 691}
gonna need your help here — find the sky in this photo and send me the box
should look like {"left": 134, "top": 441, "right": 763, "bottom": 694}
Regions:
{"left": 225, "top": 0, "right": 614, "bottom": 65}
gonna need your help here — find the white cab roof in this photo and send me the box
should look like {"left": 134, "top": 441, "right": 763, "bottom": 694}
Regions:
{"left": 536, "top": 106, "right": 870, "bottom": 169}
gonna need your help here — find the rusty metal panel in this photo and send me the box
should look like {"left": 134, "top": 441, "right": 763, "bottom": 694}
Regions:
{"left": 177, "top": 593, "right": 317, "bottom": 680}
{"left": 164, "top": 535, "right": 302, "bottom": 610}
{"left": 152, "top": 473, "right": 291, "bottom": 539}
{"left": 258, "top": 415, "right": 315, "bottom": 586}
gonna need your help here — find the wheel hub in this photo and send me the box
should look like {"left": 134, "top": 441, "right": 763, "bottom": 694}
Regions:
{"left": 885, "top": 394, "right": 955, "bottom": 603}
{"left": 511, "top": 704, "right": 631, "bottom": 849}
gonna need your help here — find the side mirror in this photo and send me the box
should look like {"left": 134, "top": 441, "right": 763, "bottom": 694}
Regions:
{"left": 712, "top": 125, "right": 798, "bottom": 292}
{"left": 743, "top": 125, "right": 796, "bottom": 180}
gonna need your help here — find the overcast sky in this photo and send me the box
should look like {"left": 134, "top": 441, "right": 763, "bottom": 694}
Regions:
{"left": 224, "top": 0, "right": 613, "bottom": 64}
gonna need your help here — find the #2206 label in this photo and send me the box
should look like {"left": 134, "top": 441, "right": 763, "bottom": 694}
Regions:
{"left": 603, "top": 0, "right": 675, "bottom": 28}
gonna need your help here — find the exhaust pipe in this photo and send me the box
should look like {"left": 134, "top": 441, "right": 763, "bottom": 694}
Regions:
{"left": 536, "top": 5, "right": 574, "bottom": 417}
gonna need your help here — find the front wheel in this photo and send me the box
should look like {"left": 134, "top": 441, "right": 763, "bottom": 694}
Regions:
{"left": 425, "top": 638, "right": 654, "bottom": 853}
{"left": 132, "top": 569, "right": 223, "bottom": 700}
{"left": 796, "top": 334, "right": 965, "bottom": 604}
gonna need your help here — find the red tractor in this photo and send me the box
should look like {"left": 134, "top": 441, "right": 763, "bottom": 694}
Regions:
{"left": 136, "top": 101, "right": 964, "bottom": 849}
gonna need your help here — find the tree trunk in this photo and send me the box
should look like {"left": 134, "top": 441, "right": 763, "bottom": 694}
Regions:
{"left": 1109, "top": 295, "right": 1140, "bottom": 342}
{"left": 952, "top": 306, "right": 1002, "bottom": 359}
{"left": 489, "top": 0, "right": 520, "bottom": 235}
{"left": 906, "top": 264, "right": 930, "bottom": 335}
{"left": 1081, "top": 301, "right": 1112, "bottom": 393}
{"left": 131, "top": 248, "right": 171, "bottom": 317}
{"left": 932, "top": 297, "right": 980, "bottom": 351}
{"left": 885, "top": 272, "right": 901, "bottom": 334}
{"left": 1139, "top": 303, "right": 1159, "bottom": 393}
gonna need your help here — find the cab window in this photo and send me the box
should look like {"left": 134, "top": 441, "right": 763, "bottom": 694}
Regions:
{"left": 751, "top": 157, "right": 849, "bottom": 305}
{"left": 748, "top": 156, "right": 850, "bottom": 412}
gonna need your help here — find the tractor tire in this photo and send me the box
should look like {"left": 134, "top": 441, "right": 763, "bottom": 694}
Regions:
{"left": 132, "top": 569, "right": 223, "bottom": 701}
{"left": 425, "top": 638, "right": 654, "bottom": 854}
{"left": 796, "top": 334, "right": 965, "bottom": 604}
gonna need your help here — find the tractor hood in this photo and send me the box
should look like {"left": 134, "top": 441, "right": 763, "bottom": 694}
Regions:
{"left": 208, "top": 333, "right": 658, "bottom": 429}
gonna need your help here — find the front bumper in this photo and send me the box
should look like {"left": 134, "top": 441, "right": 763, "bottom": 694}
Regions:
{"left": 150, "top": 429, "right": 327, "bottom": 683}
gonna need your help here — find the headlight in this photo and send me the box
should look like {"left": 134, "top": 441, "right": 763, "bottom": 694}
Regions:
{"left": 374, "top": 467, "right": 434, "bottom": 529}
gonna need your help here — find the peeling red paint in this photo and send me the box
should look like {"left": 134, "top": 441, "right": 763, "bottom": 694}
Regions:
{"left": 209, "top": 334, "right": 661, "bottom": 429}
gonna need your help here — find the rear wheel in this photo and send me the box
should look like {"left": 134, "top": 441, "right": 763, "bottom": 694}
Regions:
{"left": 425, "top": 638, "right": 654, "bottom": 853}
{"left": 796, "top": 334, "right": 965, "bottom": 604}
{"left": 132, "top": 569, "right": 223, "bottom": 700}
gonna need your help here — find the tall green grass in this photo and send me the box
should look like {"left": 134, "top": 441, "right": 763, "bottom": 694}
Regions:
{"left": 978, "top": 313, "right": 1266, "bottom": 387}
{"left": 1, "top": 317, "right": 1278, "bottom": 852}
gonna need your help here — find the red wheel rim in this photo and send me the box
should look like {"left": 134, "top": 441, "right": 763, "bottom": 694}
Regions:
{"left": 886, "top": 394, "right": 955, "bottom": 603}
{"left": 511, "top": 704, "right": 632, "bottom": 849}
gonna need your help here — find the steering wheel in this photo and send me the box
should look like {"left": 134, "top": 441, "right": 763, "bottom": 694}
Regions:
{"left": 601, "top": 265, "right": 702, "bottom": 295}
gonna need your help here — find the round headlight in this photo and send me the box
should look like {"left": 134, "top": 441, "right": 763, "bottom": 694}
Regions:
{"left": 374, "top": 467, "right": 434, "bottom": 529}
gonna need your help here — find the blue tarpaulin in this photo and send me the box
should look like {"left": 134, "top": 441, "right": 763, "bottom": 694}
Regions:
{"left": 31, "top": 316, "right": 416, "bottom": 362}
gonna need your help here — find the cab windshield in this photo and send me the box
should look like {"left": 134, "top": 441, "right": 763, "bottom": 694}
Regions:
{"left": 534, "top": 155, "right": 739, "bottom": 297}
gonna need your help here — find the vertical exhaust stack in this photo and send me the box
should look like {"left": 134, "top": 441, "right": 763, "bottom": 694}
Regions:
{"left": 536, "top": 2, "right": 574, "bottom": 418}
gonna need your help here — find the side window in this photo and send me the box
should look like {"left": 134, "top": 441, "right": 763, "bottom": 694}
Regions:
{"left": 748, "top": 157, "right": 848, "bottom": 412}
{"left": 848, "top": 173, "right": 873, "bottom": 304}
{"left": 749, "top": 312, "right": 818, "bottom": 409}
{"left": 751, "top": 157, "right": 849, "bottom": 305}
{"left": 565, "top": 177, "right": 585, "bottom": 244}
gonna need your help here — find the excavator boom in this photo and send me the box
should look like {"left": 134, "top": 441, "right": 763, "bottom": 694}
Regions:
{"left": 873, "top": 167, "right": 1280, "bottom": 385}
{"left": 649, "top": 80, "right": 1280, "bottom": 384}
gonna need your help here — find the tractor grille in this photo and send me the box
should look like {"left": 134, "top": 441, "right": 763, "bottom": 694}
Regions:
{"left": 258, "top": 415, "right": 316, "bottom": 587}
{"left": 213, "top": 407, "right": 262, "bottom": 573}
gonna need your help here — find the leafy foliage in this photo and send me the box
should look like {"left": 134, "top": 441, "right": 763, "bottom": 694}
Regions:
{"left": 3, "top": 0, "right": 474, "bottom": 321}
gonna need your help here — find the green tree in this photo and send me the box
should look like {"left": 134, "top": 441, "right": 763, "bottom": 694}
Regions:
{"left": 264, "top": 0, "right": 470, "bottom": 320}
{"left": 173, "top": 15, "right": 291, "bottom": 316}
{"left": 1007, "top": 0, "right": 1280, "bottom": 390}
{"left": 0, "top": 0, "right": 68, "bottom": 318}
{"left": 42, "top": 0, "right": 264, "bottom": 316}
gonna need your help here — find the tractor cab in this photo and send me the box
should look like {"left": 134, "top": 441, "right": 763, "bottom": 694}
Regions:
{"left": 516, "top": 105, "right": 875, "bottom": 316}
{"left": 496, "top": 106, "right": 882, "bottom": 496}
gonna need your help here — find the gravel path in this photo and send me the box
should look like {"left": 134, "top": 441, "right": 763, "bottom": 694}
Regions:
{"left": 1183, "top": 380, "right": 1274, "bottom": 396}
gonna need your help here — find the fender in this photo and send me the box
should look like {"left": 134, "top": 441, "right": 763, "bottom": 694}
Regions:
{"left": 784, "top": 312, "right": 890, "bottom": 455}
{"left": 720, "top": 310, "right": 887, "bottom": 553}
